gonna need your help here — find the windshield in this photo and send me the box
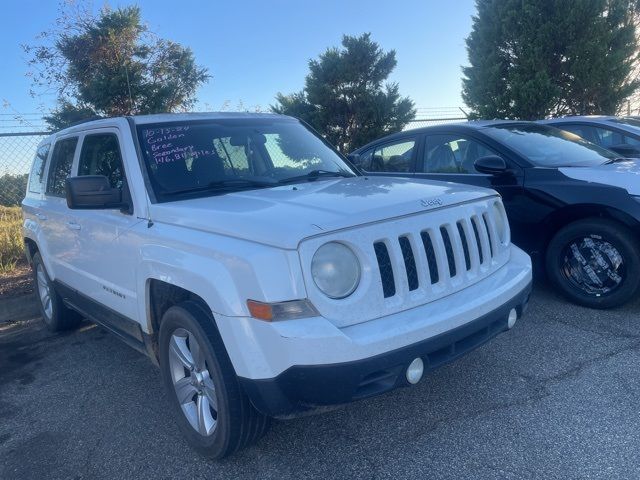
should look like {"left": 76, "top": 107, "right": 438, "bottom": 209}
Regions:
{"left": 136, "top": 118, "right": 355, "bottom": 201}
{"left": 483, "top": 124, "right": 618, "bottom": 167}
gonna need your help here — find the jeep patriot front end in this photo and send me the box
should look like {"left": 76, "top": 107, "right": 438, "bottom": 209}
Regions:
{"left": 22, "top": 113, "right": 532, "bottom": 458}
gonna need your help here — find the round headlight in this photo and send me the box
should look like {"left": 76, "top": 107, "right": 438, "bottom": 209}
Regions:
{"left": 311, "top": 242, "right": 361, "bottom": 299}
{"left": 493, "top": 202, "right": 508, "bottom": 243}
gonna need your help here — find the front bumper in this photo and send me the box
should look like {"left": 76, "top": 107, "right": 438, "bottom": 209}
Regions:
{"left": 240, "top": 279, "right": 531, "bottom": 416}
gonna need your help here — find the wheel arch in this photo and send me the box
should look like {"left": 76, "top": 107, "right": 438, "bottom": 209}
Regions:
{"left": 147, "top": 279, "right": 211, "bottom": 333}
{"left": 540, "top": 204, "right": 640, "bottom": 253}
{"left": 23, "top": 237, "right": 38, "bottom": 265}
{"left": 143, "top": 279, "right": 215, "bottom": 363}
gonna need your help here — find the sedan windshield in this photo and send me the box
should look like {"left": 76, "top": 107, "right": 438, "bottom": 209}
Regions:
{"left": 137, "top": 118, "right": 355, "bottom": 201}
{"left": 483, "top": 124, "right": 618, "bottom": 167}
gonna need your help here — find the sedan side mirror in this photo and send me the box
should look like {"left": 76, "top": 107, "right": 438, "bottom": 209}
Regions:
{"left": 608, "top": 143, "right": 640, "bottom": 157}
{"left": 474, "top": 155, "right": 508, "bottom": 174}
{"left": 66, "top": 176, "right": 126, "bottom": 210}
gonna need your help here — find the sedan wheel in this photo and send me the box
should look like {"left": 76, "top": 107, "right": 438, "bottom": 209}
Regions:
{"left": 559, "top": 234, "right": 625, "bottom": 296}
{"left": 546, "top": 219, "right": 640, "bottom": 309}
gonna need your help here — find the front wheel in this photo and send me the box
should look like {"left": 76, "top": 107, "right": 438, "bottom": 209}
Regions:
{"left": 545, "top": 219, "right": 640, "bottom": 309}
{"left": 158, "top": 300, "right": 269, "bottom": 458}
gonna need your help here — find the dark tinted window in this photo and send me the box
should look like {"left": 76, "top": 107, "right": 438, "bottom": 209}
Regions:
{"left": 591, "top": 126, "right": 624, "bottom": 147}
{"left": 622, "top": 134, "right": 640, "bottom": 146}
{"left": 365, "top": 138, "right": 415, "bottom": 172}
{"left": 47, "top": 137, "right": 78, "bottom": 196}
{"left": 422, "top": 135, "right": 496, "bottom": 173}
{"left": 555, "top": 124, "right": 599, "bottom": 144}
{"left": 484, "top": 124, "right": 616, "bottom": 167}
{"left": 28, "top": 144, "right": 50, "bottom": 194}
{"left": 560, "top": 124, "right": 640, "bottom": 147}
{"left": 78, "top": 134, "right": 125, "bottom": 189}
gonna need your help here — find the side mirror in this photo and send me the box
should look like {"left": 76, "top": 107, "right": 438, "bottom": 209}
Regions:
{"left": 65, "top": 176, "right": 125, "bottom": 210}
{"left": 608, "top": 143, "right": 640, "bottom": 157}
{"left": 474, "top": 155, "right": 508, "bottom": 175}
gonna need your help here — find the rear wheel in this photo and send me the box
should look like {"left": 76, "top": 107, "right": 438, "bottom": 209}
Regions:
{"left": 32, "top": 252, "right": 82, "bottom": 331}
{"left": 545, "top": 219, "right": 640, "bottom": 309}
{"left": 158, "top": 300, "right": 269, "bottom": 458}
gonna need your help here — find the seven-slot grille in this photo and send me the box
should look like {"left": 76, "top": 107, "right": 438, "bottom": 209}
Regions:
{"left": 373, "top": 212, "right": 500, "bottom": 299}
{"left": 298, "top": 196, "right": 509, "bottom": 328}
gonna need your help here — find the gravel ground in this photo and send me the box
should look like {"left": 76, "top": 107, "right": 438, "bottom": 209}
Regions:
{"left": 1, "top": 281, "right": 639, "bottom": 480}
{"left": 0, "top": 262, "right": 32, "bottom": 299}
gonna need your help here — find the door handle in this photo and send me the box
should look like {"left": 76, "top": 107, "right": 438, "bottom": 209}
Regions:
{"left": 66, "top": 221, "right": 81, "bottom": 231}
{"left": 35, "top": 213, "right": 47, "bottom": 221}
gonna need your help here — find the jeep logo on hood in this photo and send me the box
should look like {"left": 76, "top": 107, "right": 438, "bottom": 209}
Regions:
{"left": 420, "top": 198, "right": 443, "bottom": 208}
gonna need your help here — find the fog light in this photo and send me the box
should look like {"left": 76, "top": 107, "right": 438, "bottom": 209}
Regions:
{"left": 406, "top": 357, "right": 424, "bottom": 385}
{"left": 507, "top": 308, "right": 518, "bottom": 329}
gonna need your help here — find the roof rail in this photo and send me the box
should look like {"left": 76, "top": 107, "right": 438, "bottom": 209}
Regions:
{"left": 65, "top": 115, "right": 105, "bottom": 128}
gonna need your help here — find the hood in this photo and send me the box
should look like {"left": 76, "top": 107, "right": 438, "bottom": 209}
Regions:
{"left": 149, "top": 176, "right": 497, "bottom": 249}
{"left": 559, "top": 159, "right": 640, "bottom": 196}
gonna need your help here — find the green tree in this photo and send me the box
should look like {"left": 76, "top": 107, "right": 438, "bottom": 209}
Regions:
{"left": 272, "top": 33, "right": 415, "bottom": 152}
{"left": 0, "top": 173, "right": 28, "bottom": 207}
{"left": 24, "top": 3, "right": 209, "bottom": 129}
{"left": 462, "top": 0, "right": 640, "bottom": 119}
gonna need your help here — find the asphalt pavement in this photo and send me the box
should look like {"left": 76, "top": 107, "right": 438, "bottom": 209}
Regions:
{"left": 1, "top": 281, "right": 640, "bottom": 480}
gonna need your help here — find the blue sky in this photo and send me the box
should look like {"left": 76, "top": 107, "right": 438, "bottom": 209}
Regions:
{"left": 0, "top": 0, "right": 476, "bottom": 124}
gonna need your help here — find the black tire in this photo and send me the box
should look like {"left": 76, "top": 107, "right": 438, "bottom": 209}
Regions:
{"left": 545, "top": 218, "right": 640, "bottom": 309}
{"left": 31, "top": 252, "right": 82, "bottom": 331}
{"left": 158, "top": 300, "right": 269, "bottom": 459}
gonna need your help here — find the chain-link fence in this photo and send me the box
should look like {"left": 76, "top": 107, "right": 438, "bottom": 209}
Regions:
{"left": 404, "top": 106, "right": 468, "bottom": 129}
{"left": 403, "top": 117, "right": 467, "bottom": 130}
{"left": 0, "top": 132, "right": 51, "bottom": 206}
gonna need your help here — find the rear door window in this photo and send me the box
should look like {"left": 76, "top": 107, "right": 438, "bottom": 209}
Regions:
{"left": 365, "top": 138, "right": 416, "bottom": 172}
{"left": 46, "top": 137, "right": 78, "bottom": 197}
{"left": 559, "top": 124, "right": 640, "bottom": 147}
{"left": 422, "top": 134, "right": 497, "bottom": 173}
{"left": 28, "top": 144, "right": 50, "bottom": 194}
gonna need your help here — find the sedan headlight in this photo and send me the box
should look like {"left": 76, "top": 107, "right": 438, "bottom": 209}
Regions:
{"left": 311, "top": 242, "right": 361, "bottom": 299}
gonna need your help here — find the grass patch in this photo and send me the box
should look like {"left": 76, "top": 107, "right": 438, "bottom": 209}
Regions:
{"left": 0, "top": 206, "right": 24, "bottom": 273}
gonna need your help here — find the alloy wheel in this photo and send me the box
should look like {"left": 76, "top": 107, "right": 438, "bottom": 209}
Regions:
{"left": 36, "top": 263, "right": 53, "bottom": 321}
{"left": 168, "top": 328, "right": 219, "bottom": 436}
{"left": 560, "top": 234, "right": 625, "bottom": 296}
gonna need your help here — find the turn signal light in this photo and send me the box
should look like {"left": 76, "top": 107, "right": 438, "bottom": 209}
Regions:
{"left": 247, "top": 300, "right": 274, "bottom": 321}
{"left": 246, "top": 299, "right": 319, "bottom": 321}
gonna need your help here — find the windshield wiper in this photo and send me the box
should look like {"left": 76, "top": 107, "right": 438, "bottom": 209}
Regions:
{"left": 278, "top": 169, "right": 355, "bottom": 185}
{"left": 163, "top": 178, "right": 277, "bottom": 196}
{"left": 604, "top": 157, "right": 629, "bottom": 164}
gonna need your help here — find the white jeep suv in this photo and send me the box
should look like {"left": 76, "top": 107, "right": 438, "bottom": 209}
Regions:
{"left": 22, "top": 113, "right": 532, "bottom": 458}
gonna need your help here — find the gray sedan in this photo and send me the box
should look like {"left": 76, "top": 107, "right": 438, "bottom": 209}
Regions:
{"left": 540, "top": 115, "right": 640, "bottom": 157}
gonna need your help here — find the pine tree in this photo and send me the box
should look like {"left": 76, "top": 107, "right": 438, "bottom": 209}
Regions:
{"left": 272, "top": 33, "right": 415, "bottom": 152}
{"left": 462, "top": 0, "right": 640, "bottom": 119}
